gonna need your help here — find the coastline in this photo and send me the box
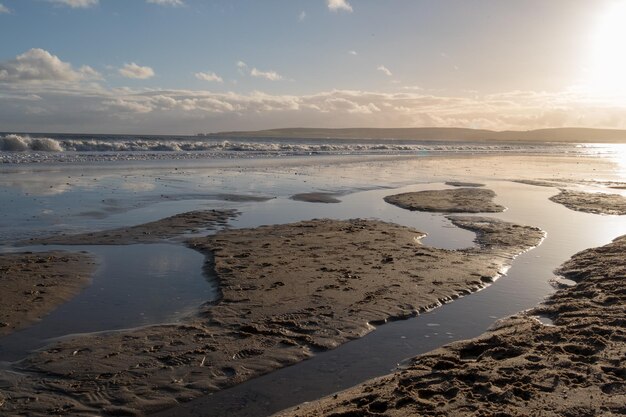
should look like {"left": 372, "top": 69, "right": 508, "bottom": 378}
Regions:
{"left": 0, "top": 152, "right": 624, "bottom": 416}
{"left": 0, "top": 251, "right": 96, "bottom": 337}
{"left": 277, "top": 233, "right": 626, "bottom": 416}
{"left": 0, "top": 213, "right": 543, "bottom": 415}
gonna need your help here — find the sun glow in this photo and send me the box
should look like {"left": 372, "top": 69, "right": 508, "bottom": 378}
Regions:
{"left": 586, "top": 1, "right": 626, "bottom": 100}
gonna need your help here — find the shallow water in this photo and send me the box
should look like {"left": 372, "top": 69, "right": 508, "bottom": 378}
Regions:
{"left": 0, "top": 244, "right": 213, "bottom": 362}
{"left": 1, "top": 157, "right": 625, "bottom": 416}
{"left": 0, "top": 183, "right": 476, "bottom": 363}
{"left": 154, "top": 181, "right": 626, "bottom": 417}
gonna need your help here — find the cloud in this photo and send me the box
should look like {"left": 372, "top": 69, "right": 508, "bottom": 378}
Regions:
{"left": 236, "top": 60, "right": 247, "bottom": 75}
{"left": 250, "top": 68, "right": 283, "bottom": 81}
{"left": 195, "top": 71, "right": 223, "bottom": 83}
{"left": 119, "top": 63, "right": 155, "bottom": 79}
{"left": 0, "top": 48, "right": 102, "bottom": 84}
{"left": 3, "top": 50, "right": 626, "bottom": 133}
{"left": 298, "top": 10, "right": 306, "bottom": 21}
{"left": 50, "top": 0, "right": 99, "bottom": 8}
{"left": 146, "top": 0, "right": 184, "bottom": 6}
{"left": 102, "top": 98, "right": 153, "bottom": 113}
{"left": 327, "top": 0, "right": 352, "bottom": 12}
{"left": 0, "top": 3, "right": 10, "bottom": 13}
{"left": 348, "top": 50, "right": 358, "bottom": 56}
{"left": 377, "top": 65, "right": 393, "bottom": 77}
{"left": 4, "top": 85, "right": 626, "bottom": 133}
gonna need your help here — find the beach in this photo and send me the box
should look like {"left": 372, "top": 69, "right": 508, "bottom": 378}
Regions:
{"left": 5, "top": 0, "right": 626, "bottom": 414}
{"left": 278, "top": 233, "right": 626, "bottom": 417}
{"left": 1, "top": 149, "right": 625, "bottom": 416}
{"left": 0, "top": 251, "right": 95, "bottom": 337}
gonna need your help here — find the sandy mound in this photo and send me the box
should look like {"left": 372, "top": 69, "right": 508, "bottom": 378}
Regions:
{"left": 444, "top": 181, "right": 484, "bottom": 187}
{"left": 28, "top": 209, "right": 238, "bottom": 245}
{"left": 0, "top": 216, "right": 542, "bottom": 416}
{"left": 384, "top": 188, "right": 505, "bottom": 213}
{"left": 550, "top": 190, "right": 626, "bottom": 215}
{"left": 278, "top": 235, "right": 626, "bottom": 417}
{"left": 290, "top": 193, "right": 341, "bottom": 203}
{"left": 0, "top": 252, "right": 95, "bottom": 337}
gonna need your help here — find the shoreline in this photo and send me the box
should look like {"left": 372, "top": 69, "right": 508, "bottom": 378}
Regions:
{"left": 0, "top": 251, "right": 96, "bottom": 337}
{"left": 278, "top": 233, "right": 626, "bottom": 416}
{"left": 0, "top": 212, "right": 543, "bottom": 415}
{"left": 0, "top": 152, "right": 624, "bottom": 416}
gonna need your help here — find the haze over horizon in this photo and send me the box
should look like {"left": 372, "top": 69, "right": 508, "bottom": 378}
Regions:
{"left": 1, "top": 0, "right": 626, "bottom": 134}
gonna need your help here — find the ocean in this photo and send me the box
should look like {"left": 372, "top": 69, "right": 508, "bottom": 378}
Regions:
{"left": 2, "top": 132, "right": 620, "bottom": 164}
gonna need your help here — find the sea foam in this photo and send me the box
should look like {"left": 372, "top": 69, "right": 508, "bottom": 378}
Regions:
{"left": 0, "top": 134, "right": 64, "bottom": 152}
{"left": 0, "top": 133, "right": 592, "bottom": 164}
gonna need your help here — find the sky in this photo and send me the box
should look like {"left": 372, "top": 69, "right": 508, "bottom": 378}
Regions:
{"left": 1, "top": 0, "right": 626, "bottom": 134}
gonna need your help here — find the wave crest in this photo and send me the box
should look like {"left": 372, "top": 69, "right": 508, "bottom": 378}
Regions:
{"left": 1, "top": 135, "right": 63, "bottom": 152}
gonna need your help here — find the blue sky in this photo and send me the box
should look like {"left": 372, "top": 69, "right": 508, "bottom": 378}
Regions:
{"left": 1, "top": 0, "right": 625, "bottom": 134}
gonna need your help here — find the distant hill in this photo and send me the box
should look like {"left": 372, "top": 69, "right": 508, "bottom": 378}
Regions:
{"left": 203, "top": 127, "right": 626, "bottom": 143}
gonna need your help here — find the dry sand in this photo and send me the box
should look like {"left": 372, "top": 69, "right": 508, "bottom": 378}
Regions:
{"left": 0, "top": 251, "right": 95, "bottom": 337}
{"left": 28, "top": 209, "right": 238, "bottom": 245}
{"left": 549, "top": 190, "right": 626, "bottom": 215}
{"left": 0, "top": 214, "right": 542, "bottom": 416}
{"left": 278, "top": 234, "right": 626, "bottom": 417}
{"left": 384, "top": 188, "right": 505, "bottom": 213}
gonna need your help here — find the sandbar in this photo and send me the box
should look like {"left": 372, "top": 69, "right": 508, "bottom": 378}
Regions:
{"left": 512, "top": 179, "right": 565, "bottom": 188}
{"left": 444, "top": 181, "right": 484, "bottom": 187}
{"left": 0, "top": 215, "right": 542, "bottom": 416}
{"left": 549, "top": 190, "right": 626, "bottom": 215}
{"left": 384, "top": 188, "right": 505, "bottom": 213}
{"left": 290, "top": 192, "right": 342, "bottom": 203}
{"left": 278, "top": 234, "right": 626, "bottom": 417}
{"left": 28, "top": 209, "right": 238, "bottom": 245}
{"left": 0, "top": 251, "right": 95, "bottom": 337}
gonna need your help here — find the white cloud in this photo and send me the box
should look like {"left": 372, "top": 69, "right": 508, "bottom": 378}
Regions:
{"left": 195, "top": 71, "right": 223, "bottom": 83}
{"left": 78, "top": 65, "right": 103, "bottom": 80}
{"left": 102, "top": 98, "right": 153, "bottom": 113}
{"left": 3, "top": 53, "right": 626, "bottom": 132}
{"left": 0, "top": 3, "right": 10, "bottom": 13}
{"left": 119, "top": 63, "right": 155, "bottom": 79}
{"left": 298, "top": 10, "right": 306, "bottom": 21}
{"left": 348, "top": 50, "right": 358, "bottom": 56}
{"left": 0, "top": 48, "right": 101, "bottom": 83}
{"left": 50, "top": 0, "right": 99, "bottom": 8}
{"left": 250, "top": 68, "right": 283, "bottom": 81}
{"left": 236, "top": 60, "right": 247, "bottom": 75}
{"left": 327, "top": 0, "right": 352, "bottom": 12}
{"left": 377, "top": 65, "right": 393, "bottom": 77}
{"left": 146, "top": 0, "right": 184, "bottom": 6}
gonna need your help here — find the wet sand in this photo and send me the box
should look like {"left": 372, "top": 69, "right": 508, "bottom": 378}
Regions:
{"left": 1, "top": 153, "right": 624, "bottom": 416}
{"left": 0, "top": 252, "right": 96, "bottom": 337}
{"left": 384, "top": 188, "right": 505, "bottom": 213}
{"left": 550, "top": 190, "right": 626, "bottom": 215}
{"left": 511, "top": 179, "right": 566, "bottom": 188}
{"left": 0, "top": 214, "right": 542, "bottom": 416}
{"left": 28, "top": 209, "right": 238, "bottom": 245}
{"left": 290, "top": 193, "right": 342, "bottom": 203}
{"left": 444, "top": 181, "right": 484, "bottom": 187}
{"left": 278, "top": 233, "right": 626, "bottom": 417}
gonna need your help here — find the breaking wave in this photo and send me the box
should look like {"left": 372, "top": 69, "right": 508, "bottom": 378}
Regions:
{"left": 0, "top": 133, "right": 595, "bottom": 164}
{"left": 0, "top": 134, "right": 64, "bottom": 152}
